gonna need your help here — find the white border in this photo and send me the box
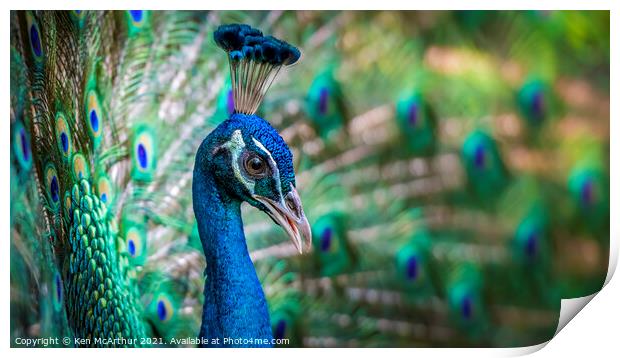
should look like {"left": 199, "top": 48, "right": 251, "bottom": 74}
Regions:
{"left": 2, "top": 1, "right": 617, "bottom": 357}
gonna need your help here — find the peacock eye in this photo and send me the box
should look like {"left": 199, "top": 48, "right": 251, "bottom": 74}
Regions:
{"left": 244, "top": 153, "right": 268, "bottom": 178}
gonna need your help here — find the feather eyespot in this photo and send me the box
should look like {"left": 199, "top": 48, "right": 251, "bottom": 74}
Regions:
{"left": 13, "top": 122, "right": 32, "bottom": 170}
{"left": 126, "top": 10, "right": 148, "bottom": 32}
{"left": 26, "top": 12, "right": 43, "bottom": 60}
{"left": 405, "top": 256, "right": 419, "bottom": 280}
{"left": 157, "top": 300, "right": 167, "bottom": 320}
{"left": 473, "top": 145, "right": 486, "bottom": 169}
{"left": 318, "top": 87, "right": 329, "bottom": 115}
{"left": 126, "top": 229, "right": 139, "bottom": 257}
{"left": 97, "top": 175, "right": 114, "bottom": 206}
{"left": 407, "top": 102, "right": 419, "bottom": 128}
{"left": 580, "top": 178, "right": 596, "bottom": 207}
{"left": 525, "top": 231, "right": 538, "bottom": 258}
{"left": 127, "top": 239, "right": 136, "bottom": 256}
{"left": 530, "top": 90, "right": 545, "bottom": 120}
{"left": 53, "top": 272, "right": 63, "bottom": 311}
{"left": 319, "top": 227, "right": 332, "bottom": 252}
{"left": 155, "top": 296, "right": 174, "bottom": 322}
{"left": 274, "top": 319, "right": 287, "bottom": 339}
{"left": 461, "top": 295, "right": 473, "bottom": 320}
{"left": 70, "top": 10, "right": 86, "bottom": 26}
{"left": 129, "top": 10, "right": 143, "bottom": 22}
{"left": 45, "top": 164, "right": 60, "bottom": 209}
{"left": 137, "top": 143, "right": 147, "bottom": 168}
{"left": 71, "top": 153, "right": 90, "bottom": 181}
{"left": 90, "top": 110, "right": 99, "bottom": 131}
{"left": 64, "top": 191, "right": 73, "bottom": 217}
{"left": 55, "top": 112, "right": 72, "bottom": 160}
{"left": 30, "top": 25, "right": 42, "bottom": 57}
{"left": 85, "top": 90, "right": 104, "bottom": 146}
{"left": 125, "top": 227, "right": 145, "bottom": 260}
{"left": 132, "top": 126, "right": 156, "bottom": 181}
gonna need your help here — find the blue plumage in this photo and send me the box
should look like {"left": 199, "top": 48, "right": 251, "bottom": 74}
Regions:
{"left": 191, "top": 25, "right": 309, "bottom": 347}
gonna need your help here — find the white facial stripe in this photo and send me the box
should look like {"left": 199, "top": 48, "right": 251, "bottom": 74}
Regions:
{"left": 223, "top": 130, "right": 255, "bottom": 193}
{"left": 252, "top": 136, "right": 283, "bottom": 199}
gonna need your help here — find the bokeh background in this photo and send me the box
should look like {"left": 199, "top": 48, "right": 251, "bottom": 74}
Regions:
{"left": 239, "top": 10, "right": 610, "bottom": 347}
{"left": 11, "top": 10, "right": 610, "bottom": 348}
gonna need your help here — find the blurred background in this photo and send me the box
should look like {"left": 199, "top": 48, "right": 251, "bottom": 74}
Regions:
{"left": 236, "top": 10, "right": 610, "bottom": 347}
{"left": 10, "top": 10, "right": 610, "bottom": 348}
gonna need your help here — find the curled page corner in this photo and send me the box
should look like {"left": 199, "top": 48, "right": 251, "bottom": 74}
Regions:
{"left": 505, "top": 293, "right": 599, "bottom": 356}
{"left": 555, "top": 294, "right": 597, "bottom": 335}
{"left": 511, "top": 238, "right": 617, "bottom": 355}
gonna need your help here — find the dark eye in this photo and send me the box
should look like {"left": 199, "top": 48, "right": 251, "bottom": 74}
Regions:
{"left": 244, "top": 154, "right": 268, "bottom": 177}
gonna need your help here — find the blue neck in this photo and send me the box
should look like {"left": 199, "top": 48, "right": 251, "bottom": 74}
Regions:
{"left": 192, "top": 154, "right": 273, "bottom": 347}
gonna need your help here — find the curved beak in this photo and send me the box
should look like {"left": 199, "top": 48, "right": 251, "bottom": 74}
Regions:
{"left": 253, "top": 185, "right": 312, "bottom": 254}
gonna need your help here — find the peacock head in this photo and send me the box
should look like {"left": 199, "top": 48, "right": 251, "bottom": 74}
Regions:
{"left": 199, "top": 23, "right": 310, "bottom": 252}
{"left": 203, "top": 112, "right": 311, "bottom": 253}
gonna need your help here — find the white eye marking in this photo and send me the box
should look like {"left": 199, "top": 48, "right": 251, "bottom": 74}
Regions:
{"left": 252, "top": 137, "right": 283, "bottom": 199}
{"left": 222, "top": 130, "right": 255, "bottom": 193}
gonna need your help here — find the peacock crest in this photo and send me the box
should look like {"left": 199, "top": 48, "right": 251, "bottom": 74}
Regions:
{"left": 214, "top": 23, "right": 301, "bottom": 115}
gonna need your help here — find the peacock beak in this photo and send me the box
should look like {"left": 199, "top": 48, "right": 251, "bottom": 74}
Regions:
{"left": 254, "top": 185, "right": 312, "bottom": 254}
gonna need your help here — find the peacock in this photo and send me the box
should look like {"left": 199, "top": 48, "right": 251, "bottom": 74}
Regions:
{"left": 10, "top": 10, "right": 610, "bottom": 348}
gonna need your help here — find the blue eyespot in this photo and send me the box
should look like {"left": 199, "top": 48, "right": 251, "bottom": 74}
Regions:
{"left": 53, "top": 271, "right": 63, "bottom": 311}
{"left": 71, "top": 153, "right": 90, "bottom": 181}
{"left": 20, "top": 128, "right": 30, "bottom": 162}
{"left": 318, "top": 87, "right": 329, "bottom": 115}
{"left": 26, "top": 12, "right": 43, "bottom": 60}
{"left": 129, "top": 10, "right": 143, "bottom": 22}
{"left": 580, "top": 179, "right": 594, "bottom": 207}
{"left": 132, "top": 126, "right": 156, "bottom": 181}
{"left": 525, "top": 231, "right": 538, "bottom": 258}
{"left": 70, "top": 10, "right": 86, "bottom": 26}
{"left": 60, "top": 133, "right": 68, "bottom": 152}
{"left": 90, "top": 110, "right": 99, "bottom": 132}
{"left": 55, "top": 112, "right": 72, "bottom": 159}
{"left": 474, "top": 145, "right": 486, "bottom": 169}
{"left": 50, "top": 176, "right": 59, "bottom": 202}
{"left": 407, "top": 103, "right": 419, "bottom": 127}
{"left": 30, "top": 25, "right": 42, "bottom": 57}
{"left": 85, "top": 90, "right": 104, "bottom": 146}
{"left": 531, "top": 91, "right": 545, "bottom": 120}
{"left": 320, "top": 227, "right": 333, "bottom": 252}
{"left": 137, "top": 143, "right": 148, "bottom": 169}
{"left": 274, "top": 319, "right": 287, "bottom": 340}
{"left": 157, "top": 300, "right": 167, "bottom": 321}
{"left": 14, "top": 123, "right": 32, "bottom": 170}
{"left": 153, "top": 295, "right": 174, "bottom": 322}
{"left": 126, "top": 10, "right": 148, "bottom": 32}
{"left": 125, "top": 226, "right": 145, "bottom": 261}
{"left": 45, "top": 164, "right": 60, "bottom": 209}
{"left": 96, "top": 175, "right": 114, "bottom": 207}
{"left": 127, "top": 239, "right": 136, "bottom": 256}
{"left": 461, "top": 295, "right": 473, "bottom": 320}
{"left": 406, "top": 256, "right": 419, "bottom": 280}
{"left": 55, "top": 273, "right": 62, "bottom": 302}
